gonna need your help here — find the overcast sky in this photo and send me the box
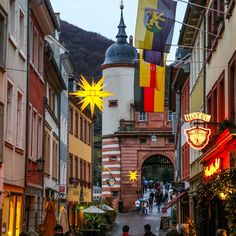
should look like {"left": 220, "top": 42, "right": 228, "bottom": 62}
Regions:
{"left": 50, "top": 0, "right": 187, "bottom": 63}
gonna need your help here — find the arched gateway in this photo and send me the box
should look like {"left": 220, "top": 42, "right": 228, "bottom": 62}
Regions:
{"left": 100, "top": 4, "right": 175, "bottom": 211}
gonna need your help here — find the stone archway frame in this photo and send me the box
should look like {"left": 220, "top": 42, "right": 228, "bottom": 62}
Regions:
{"left": 136, "top": 151, "right": 175, "bottom": 191}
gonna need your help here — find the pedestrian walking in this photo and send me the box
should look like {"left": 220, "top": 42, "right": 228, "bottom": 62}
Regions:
{"left": 135, "top": 198, "right": 141, "bottom": 212}
{"left": 122, "top": 225, "right": 130, "bottom": 236}
{"left": 216, "top": 229, "right": 227, "bottom": 236}
{"left": 118, "top": 199, "right": 124, "bottom": 212}
{"left": 144, "top": 224, "right": 156, "bottom": 236}
{"left": 154, "top": 190, "right": 163, "bottom": 212}
{"left": 148, "top": 196, "right": 153, "bottom": 212}
{"left": 166, "top": 229, "right": 180, "bottom": 236}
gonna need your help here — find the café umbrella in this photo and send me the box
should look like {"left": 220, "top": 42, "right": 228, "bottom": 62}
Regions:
{"left": 98, "top": 204, "right": 114, "bottom": 211}
{"left": 82, "top": 206, "right": 105, "bottom": 214}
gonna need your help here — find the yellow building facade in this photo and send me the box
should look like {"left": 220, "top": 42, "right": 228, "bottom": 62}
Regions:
{"left": 68, "top": 97, "right": 93, "bottom": 227}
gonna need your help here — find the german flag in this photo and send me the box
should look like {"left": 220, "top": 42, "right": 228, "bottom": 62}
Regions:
{"left": 139, "top": 50, "right": 165, "bottom": 90}
{"left": 134, "top": 61, "right": 165, "bottom": 112}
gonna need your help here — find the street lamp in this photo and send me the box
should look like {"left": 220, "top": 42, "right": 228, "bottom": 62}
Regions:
{"left": 28, "top": 157, "right": 45, "bottom": 172}
{"left": 106, "top": 176, "right": 116, "bottom": 187}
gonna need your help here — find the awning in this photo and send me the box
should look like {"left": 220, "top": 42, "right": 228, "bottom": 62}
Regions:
{"left": 163, "top": 192, "right": 187, "bottom": 209}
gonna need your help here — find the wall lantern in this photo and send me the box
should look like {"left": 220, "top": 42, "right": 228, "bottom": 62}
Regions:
{"left": 28, "top": 157, "right": 45, "bottom": 172}
{"left": 106, "top": 176, "right": 116, "bottom": 187}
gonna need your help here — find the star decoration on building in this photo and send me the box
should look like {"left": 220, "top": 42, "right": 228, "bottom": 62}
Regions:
{"left": 128, "top": 170, "right": 139, "bottom": 182}
{"left": 70, "top": 75, "right": 114, "bottom": 117}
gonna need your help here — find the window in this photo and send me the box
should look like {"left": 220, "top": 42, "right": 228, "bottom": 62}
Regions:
{"left": 110, "top": 156, "right": 117, "bottom": 161}
{"left": 69, "top": 107, "right": 73, "bottom": 133}
{"left": 88, "top": 164, "right": 91, "bottom": 183}
{"left": 38, "top": 116, "right": 43, "bottom": 159}
{"left": 0, "top": 103, "right": 3, "bottom": 162}
{"left": 75, "top": 111, "right": 79, "bottom": 137}
{"left": 9, "top": 0, "right": 16, "bottom": 39}
{"left": 84, "top": 162, "right": 86, "bottom": 182}
{"left": 29, "top": 21, "right": 33, "bottom": 61}
{"left": 69, "top": 154, "right": 73, "bottom": 178}
{"left": 181, "top": 80, "right": 189, "bottom": 118}
{"left": 33, "top": 27, "right": 39, "bottom": 69}
{"left": 80, "top": 160, "right": 83, "bottom": 181}
{"left": 19, "top": 8, "right": 25, "bottom": 52}
{"left": 167, "top": 110, "right": 173, "bottom": 122}
{"left": 80, "top": 116, "right": 83, "bottom": 140}
{"left": 108, "top": 100, "right": 118, "bottom": 107}
{"left": 140, "top": 138, "right": 146, "bottom": 144}
{"left": 88, "top": 123, "right": 91, "bottom": 145}
{"left": 6, "top": 81, "right": 13, "bottom": 141}
{"left": 228, "top": 52, "right": 236, "bottom": 123}
{"left": 75, "top": 157, "right": 78, "bottom": 179}
{"left": 139, "top": 112, "right": 147, "bottom": 121}
{"left": 38, "top": 37, "right": 44, "bottom": 74}
{"left": 112, "top": 191, "right": 118, "bottom": 198}
{"left": 181, "top": 143, "right": 190, "bottom": 179}
{"left": 44, "top": 126, "right": 51, "bottom": 175}
{"left": 52, "top": 134, "right": 58, "bottom": 179}
{"left": 16, "top": 91, "right": 23, "bottom": 147}
{"left": 32, "top": 109, "right": 37, "bottom": 159}
{"left": 84, "top": 120, "right": 87, "bottom": 143}
{"left": 0, "top": 10, "right": 7, "bottom": 67}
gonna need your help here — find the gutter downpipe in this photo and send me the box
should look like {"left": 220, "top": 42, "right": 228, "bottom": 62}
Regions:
{"left": 22, "top": 0, "right": 30, "bottom": 231}
{"left": 203, "top": 14, "right": 206, "bottom": 113}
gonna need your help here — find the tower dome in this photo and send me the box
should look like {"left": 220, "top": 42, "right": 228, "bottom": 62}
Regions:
{"left": 102, "top": 4, "right": 138, "bottom": 66}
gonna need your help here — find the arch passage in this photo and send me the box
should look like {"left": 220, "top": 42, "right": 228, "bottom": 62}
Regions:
{"left": 142, "top": 155, "right": 174, "bottom": 184}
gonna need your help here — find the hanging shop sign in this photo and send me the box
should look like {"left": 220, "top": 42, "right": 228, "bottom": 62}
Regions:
{"left": 184, "top": 112, "right": 211, "bottom": 122}
{"left": 204, "top": 158, "right": 221, "bottom": 177}
{"left": 69, "top": 75, "right": 114, "bottom": 117}
{"left": 184, "top": 112, "right": 211, "bottom": 150}
{"left": 184, "top": 126, "right": 211, "bottom": 150}
{"left": 128, "top": 170, "right": 139, "bottom": 182}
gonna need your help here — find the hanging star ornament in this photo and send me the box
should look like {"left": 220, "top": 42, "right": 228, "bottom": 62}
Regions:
{"left": 70, "top": 75, "right": 114, "bottom": 117}
{"left": 128, "top": 170, "right": 139, "bottom": 182}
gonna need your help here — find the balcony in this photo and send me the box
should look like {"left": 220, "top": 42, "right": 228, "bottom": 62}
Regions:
{"left": 118, "top": 119, "right": 135, "bottom": 131}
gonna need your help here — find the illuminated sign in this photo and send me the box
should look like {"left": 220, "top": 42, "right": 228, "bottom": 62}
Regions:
{"left": 204, "top": 158, "right": 221, "bottom": 177}
{"left": 184, "top": 126, "right": 211, "bottom": 150}
{"left": 70, "top": 75, "right": 114, "bottom": 117}
{"left": 184, "top": 112, "right": 211, "bottom": 122}
{"left": 128, "top": 170, "right": 139, "bottom": 182}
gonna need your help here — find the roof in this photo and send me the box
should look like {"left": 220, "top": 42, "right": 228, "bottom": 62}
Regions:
{"left": 102, "top": 7, "right": 137, "bottom": 66}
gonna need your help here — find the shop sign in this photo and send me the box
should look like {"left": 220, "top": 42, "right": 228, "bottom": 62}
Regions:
{"left": 184, "top": 112, "right": 211, "bottom": 122}
{"left": 204, "top": 158, "right": 221, "bottom": 177}
{"left": 184, "top": 126, "right": 211, "bottom": 150}
{"left": 59, "top": 186, "right": 65, "bottom": 193}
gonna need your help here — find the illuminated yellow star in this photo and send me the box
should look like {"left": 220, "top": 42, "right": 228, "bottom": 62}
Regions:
{"left": 69, "top": 75, "right": 114, "bottom": 117}
{"left": 128, "top": 170, "right": 139, "bottom": 182}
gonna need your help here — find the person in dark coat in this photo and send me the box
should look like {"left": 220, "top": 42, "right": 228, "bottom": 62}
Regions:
{"left": 154, "top": 190, "right": 163, "bottom": 212}
{"left": 118, "top": 199, "right": 124, "bottom": 212}
{"left": 144, "top": 224, "right": 156, "bottom": 236}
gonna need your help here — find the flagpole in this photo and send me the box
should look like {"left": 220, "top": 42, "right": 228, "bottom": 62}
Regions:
{"left": 177, "top": 0, "right": 231, "bottom": 17}
{"left": 175, "top": 19, "right": 221, "bottom": 39}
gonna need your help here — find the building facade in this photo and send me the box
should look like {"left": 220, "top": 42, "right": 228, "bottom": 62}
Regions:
{"left": 68, "top": 79, "right": 93, "bottom": 227}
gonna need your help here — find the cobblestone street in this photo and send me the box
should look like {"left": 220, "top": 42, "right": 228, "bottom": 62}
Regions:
{"left": 106, "top": 204, "right": 170, "bottom": 236}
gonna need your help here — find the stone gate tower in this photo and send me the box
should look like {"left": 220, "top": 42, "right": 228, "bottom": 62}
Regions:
{"left": 101, "top": 4, "right": 175, "bottom": 210}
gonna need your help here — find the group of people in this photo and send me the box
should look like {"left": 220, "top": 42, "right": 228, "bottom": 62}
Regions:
{"left": 122, "top": 224, "right": 156, "bottom": 236}
{"left": 135, "top": 189, "right": 169, "bottom": 214}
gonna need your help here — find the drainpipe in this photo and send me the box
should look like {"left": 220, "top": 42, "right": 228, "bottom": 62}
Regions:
{"left": 22, "top": 0, "right": 31, "bottom": 231}
{"left": 203, "top": 14, "right": 206, "bottom": 112}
